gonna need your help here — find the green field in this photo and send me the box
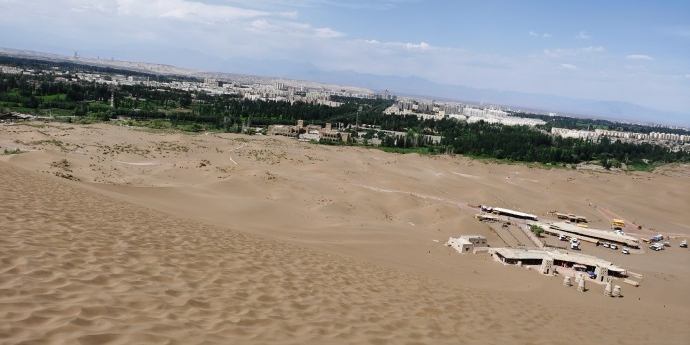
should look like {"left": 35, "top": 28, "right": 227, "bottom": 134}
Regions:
{"left": 39, "top": 93, "right": 66, "bottom": 101}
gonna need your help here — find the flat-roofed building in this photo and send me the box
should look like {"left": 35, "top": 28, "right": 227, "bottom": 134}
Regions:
{"left": 492, "top": 207, "right": 538, "bottom": 221}
{"left": 269, "top": 125, "right": 300, "bottom": 137}
{"left": 491, "top": 247, "right": 626, "bottom": 278}
{"left": 446, "top": 235, "right": 488, "bottom": 253}
{"left": 319, "top": 131, "right": 350, "bottom": 143}
{"left": 549, "top": 222, "right": 641, "bottom": 248}
{"left": 464, "top": 235, "right": 487, "bottom": 246}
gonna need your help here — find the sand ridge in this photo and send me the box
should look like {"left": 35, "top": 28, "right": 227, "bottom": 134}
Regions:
{"left": 0, "top": 162, "right": 597, "bottom": 344}
{"left": 1, "top": 122, "right": 689, "bottom": 344}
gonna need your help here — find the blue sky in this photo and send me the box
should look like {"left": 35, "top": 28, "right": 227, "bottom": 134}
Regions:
{"left": 1, "top": 0, "right": 689, "bottom": 120}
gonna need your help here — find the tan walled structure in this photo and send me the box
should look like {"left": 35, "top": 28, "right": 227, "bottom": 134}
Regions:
{"left": 446, "top": 235, "right": 488, "bottom": 254}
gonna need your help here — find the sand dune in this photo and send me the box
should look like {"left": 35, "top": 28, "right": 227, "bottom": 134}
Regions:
{"left": 1, "top": 122, "right": 689, "bottom": 344}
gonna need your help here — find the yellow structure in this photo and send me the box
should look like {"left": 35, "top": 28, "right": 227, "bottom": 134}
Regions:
{"left": 611, "top": 219, "right": 625, "bottom": 227}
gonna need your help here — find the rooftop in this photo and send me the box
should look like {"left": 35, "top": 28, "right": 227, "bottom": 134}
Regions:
{"left": 492, "top": 207, "right": 538, "bottom": 220}
{"left": 551, "top": 222, "right": 640, "bottom": 244}
{"left": 492, "top": 247, "right": 626, "bottom": 273}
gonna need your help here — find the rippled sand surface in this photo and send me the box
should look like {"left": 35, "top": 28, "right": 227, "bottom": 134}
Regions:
{"left": 1, "top": 122, "right": 688, "bottom": 344}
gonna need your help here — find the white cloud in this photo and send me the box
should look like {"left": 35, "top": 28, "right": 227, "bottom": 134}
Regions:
{"left": 544, "top": 46, "right": 604, "bottom": 57}
{"left": 626, "top": 54, "right": 654, "bottom": 61}
{"left": 115, "top": 0, "right": 287, "bottom": 22}
{"left": 314, "top": 27, "right": 344, "bottom": 38}
{"left": 71, "top": 2, "right": 111, "bottom": 13}
{"left": 404, "top": 41, "right": 432, "bottom": 51}
{"left": 529, "top": 31, "right": 551, "bottom": 38}
{"left": 317, "top": 0, "right": 409, "bottom": 10}
{"left": 248, "top": 19, "right": 344, "bottom": 38}
{"left": 576, "top": 31, "right": 590, "bottom": 39}
{"left": 363, "top": 39, "right": 434, "bottom": 52}
{"left": 560, "top": 63, "right": 578, "bottom": 70}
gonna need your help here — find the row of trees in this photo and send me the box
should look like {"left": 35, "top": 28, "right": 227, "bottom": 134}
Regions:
{"left": 438, "top": 121, "right": 686, "bottom": 165}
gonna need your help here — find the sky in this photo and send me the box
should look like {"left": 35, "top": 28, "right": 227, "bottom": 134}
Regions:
{"left": 1, "top": 0, "right": 689, "bottom": 121}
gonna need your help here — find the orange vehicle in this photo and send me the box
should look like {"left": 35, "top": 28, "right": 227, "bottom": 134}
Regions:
{"left": 611, "top": 219, "right": 625, "bottom": 227}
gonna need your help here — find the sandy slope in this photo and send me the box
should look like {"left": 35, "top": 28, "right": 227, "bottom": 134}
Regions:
{"left": 1, "top": 122, "right": 689, "bottom": 344}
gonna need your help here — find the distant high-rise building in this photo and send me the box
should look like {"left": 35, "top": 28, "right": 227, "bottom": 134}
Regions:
{"left": 204, "top": 78, "right": 220, "bottom": 86}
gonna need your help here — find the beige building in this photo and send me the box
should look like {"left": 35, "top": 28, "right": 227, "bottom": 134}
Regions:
{"left": 446, "top": 235, "right": 488, "bottom": 253}
{"left": 271, "top": 120, "right": 350, "bottom": 143}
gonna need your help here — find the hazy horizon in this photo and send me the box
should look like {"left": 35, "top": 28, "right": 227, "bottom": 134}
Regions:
{"left": 1, "top": 1, "right": 689, "bottom": 125}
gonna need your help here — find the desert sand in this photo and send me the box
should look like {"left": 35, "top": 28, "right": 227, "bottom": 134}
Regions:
{"left": 1, "top": 122, "right": 689, "bottom": 344}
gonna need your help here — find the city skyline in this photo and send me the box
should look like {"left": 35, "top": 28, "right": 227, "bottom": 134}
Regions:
{"left": 1, "top": 0, "right": 689, "bottom": 123}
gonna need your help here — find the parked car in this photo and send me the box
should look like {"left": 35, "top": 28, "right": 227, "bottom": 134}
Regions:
{"left": 622, "top": 247, "right": 630, "bottom": 254}
{"left": 680, "top": 240, "right": 688, "bottom": 248}
{"left": 650, "top": 243, "right": 664, "bottom": 251}
{"left": 587, "top": 271, "right": 597, "bottom": 279}
{"left": 602, "top": 242, "right": 610, "bottom": 248}
{"left": 610, "top": 243, "right": 618, "bottom": 250}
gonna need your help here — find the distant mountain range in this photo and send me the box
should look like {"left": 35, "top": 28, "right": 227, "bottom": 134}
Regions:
{"left": 1, "top": 46, "right": 687, "bottom": 127}
{"left": 288, "top": 69, "right": 690, "bottom": 128}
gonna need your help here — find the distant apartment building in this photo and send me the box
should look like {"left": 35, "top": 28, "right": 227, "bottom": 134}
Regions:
{"left": 462, "top": 106, "right": 508, "bottom": 118}
{"left": 462, "top": 106, "right": 485, "bottom": 117}
{"left": 551, "top": 128, "right": 598, "bottom": 139}
{"left": 649, "top": 132, "right": 688, "bottom": 142}
{"left": 381, "top": 89, "right": 390, "bottom": 100}
{"left": 552, "top": 128, "right": 690, "bottom": 144}
{"left": 440, "top": 104, "right": 461, "bottom": 114}
{"left": 127, "top": 75, "right": 149, "bottom": 84}
{"left": 0, "top": 65, "right": 22, "bottom": 74}
{"left": 417, "top": 101, "right": 434, "bottom": 113}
